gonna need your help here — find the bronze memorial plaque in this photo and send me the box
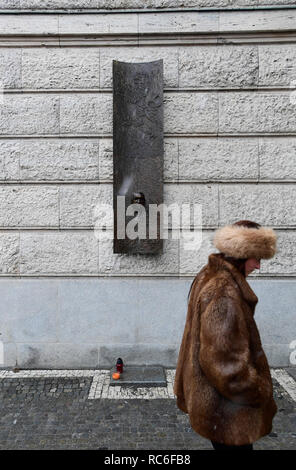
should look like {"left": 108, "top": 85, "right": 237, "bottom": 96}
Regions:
{"left": 113, "top": 59, "right": 164, "bottom": 254}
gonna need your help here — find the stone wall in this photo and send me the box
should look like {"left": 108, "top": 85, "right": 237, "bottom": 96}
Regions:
{"left": 1, "top": 1, "right": 296, "bottom": 9}
{"left": 0, "top": 5, "right": 295, "bottom": 368}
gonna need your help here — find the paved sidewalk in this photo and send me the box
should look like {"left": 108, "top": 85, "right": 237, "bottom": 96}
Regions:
{"left": 0, "top": 368, "right": 295, "bottom": 450}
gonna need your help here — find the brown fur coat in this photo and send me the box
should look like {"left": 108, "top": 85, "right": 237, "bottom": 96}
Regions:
{"left": 173, "top": 253, "right": 277, "bottom": 446}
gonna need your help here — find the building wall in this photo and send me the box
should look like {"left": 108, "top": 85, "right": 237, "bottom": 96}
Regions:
{"left": 1, "top": 1, "right": 296, "bottom": 9}
{"left": 0, "top": 2, "right": 295, "bottom": 368}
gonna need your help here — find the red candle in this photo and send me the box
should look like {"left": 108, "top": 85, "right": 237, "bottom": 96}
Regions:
{"left": 116, "top": 357, "right": 123, "bottom": 373}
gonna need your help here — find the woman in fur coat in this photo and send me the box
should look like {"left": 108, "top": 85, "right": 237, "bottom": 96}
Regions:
{"left": 173, "top": 220, "right": 278, "bottom": 450}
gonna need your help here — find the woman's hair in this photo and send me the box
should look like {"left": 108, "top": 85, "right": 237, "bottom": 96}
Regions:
{"left": 222, "top": 220, "right": 261, "bottom": 277}
{"left": 187, "top": 220, "right": 261, "bottom": 303}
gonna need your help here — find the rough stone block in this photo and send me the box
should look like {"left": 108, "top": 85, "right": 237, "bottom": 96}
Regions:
{"left": 179, "top": 45, "right": 258, "bottom": 88}
{"left": 20, "top": 231, "right": 99, "bottom": 274}
{"left": 21, "top": 0, "right": 187, "bottom": 8}
{"left": 165, "top": 93, "right": 218, "bottom": 133}
{"left": 0, "top": 233, "right": 19, "bottom": 274}
{"left": 0, "top": 186, "right": 59, "bottom": 227}
{"left": 259, "top": 138, "right": 296, "bottom": 181}
{"left": 2, "top": 0, "right": 295, "bottom": 10}
{"left": 60, "top": 95, "right": 112, "bottom": 134}
{"left": 219, "top": 93, "right": 296, "bottom": 134}
{"left": 178, "top": 137, "right": 258, "bottom": 180}
{"left": 22, "top": 48, "right": 101, "bottom": 89}
{"left": 164, "top": 183, "right": 219, "bottom": 227}
{"left": 98, "top": 139, "right": 113, "bottom": 180}
{"left": 0, "top": 49, "right": 21, "bottom": 88}
{"left": 0, "top": 0, "right": 20, "bottom": 7}
{"left": 179, "top": 229, "right": 219, "bottom": 275}
{"left": 60, "top": 184, "right": 112, "bottom": 227}
{"left": 2, "top": 1, "right": 278, "bottom": 10}
{"left": 164, "top": 138, "right": 178, "bottom": 180}
{"left": 21, "top": 0, "right": 78, "bottom": 7}
{"left": 219, "top": 184, "right": 296, "bottom": 226}
{"left": 260, "top": 231, "right": 296, "bottom": 274}
{"left": 0, "top": 95, "right": 59, "bottom": 135}
{"left": 0, "top": 141, "right": 20, "bottom": 180}
{"left": 19, "top": 139, "right": 99, "bottom": 181}
{"left": 259, "top": 44, "right": 296, "bottom": 87}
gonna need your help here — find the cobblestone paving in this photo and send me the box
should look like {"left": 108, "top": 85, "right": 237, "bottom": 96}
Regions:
{"left": 0, "top": 370, "right": 295, "bottom": 450}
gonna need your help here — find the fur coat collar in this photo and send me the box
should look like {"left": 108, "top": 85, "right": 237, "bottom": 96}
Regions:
{"left": 208, "top": 253, "right": 258, "bottom": 309}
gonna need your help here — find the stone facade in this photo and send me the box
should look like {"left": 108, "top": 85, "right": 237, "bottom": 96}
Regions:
{"left": 1, "top": 1, "right": 296, "bottom": 9}
{"left": 0, "top": 3, "right": 295, "bottom": 368}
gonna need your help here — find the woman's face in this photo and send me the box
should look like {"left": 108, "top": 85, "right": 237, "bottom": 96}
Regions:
{"left": 245, "top": 258, "right": 261, "bottom": 276}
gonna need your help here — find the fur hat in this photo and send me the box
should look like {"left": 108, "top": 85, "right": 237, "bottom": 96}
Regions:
{"left": 213, "top": 223, "right": 277, "bottom": 259}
